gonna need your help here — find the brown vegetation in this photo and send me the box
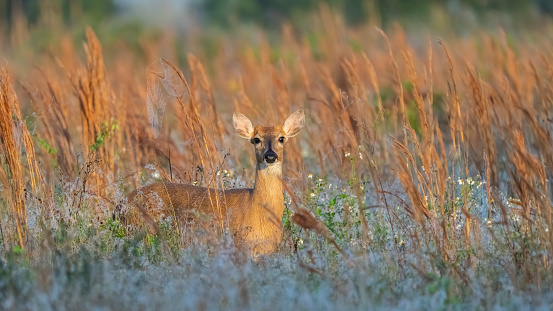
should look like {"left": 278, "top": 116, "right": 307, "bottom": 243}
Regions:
{"left": 1, "top": 12, "right": 553, "bottom": 292}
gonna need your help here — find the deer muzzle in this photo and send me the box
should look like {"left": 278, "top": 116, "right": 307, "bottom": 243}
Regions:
{"left": 264, "top": 150, "right": 278, "bottom": 163}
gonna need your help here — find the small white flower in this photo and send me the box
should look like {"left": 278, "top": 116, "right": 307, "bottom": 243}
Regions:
{"left": 152, "top": 171, "right": 160, "bottom": 179}
{"left": 359, "top": 152, "right": 363, "bottom": 159}
{"left": 310, "top": 193, "right": 315, "bottom": 197}
{"left": 308, "top": 173, "right": 313, "bottom": 179}
{"left": 345, "top": 152, "right": 351, "bottom": 157}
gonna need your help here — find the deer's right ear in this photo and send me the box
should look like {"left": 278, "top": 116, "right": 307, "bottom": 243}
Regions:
{"left": 233, "top": 112, "right": 254, "bottom": 139}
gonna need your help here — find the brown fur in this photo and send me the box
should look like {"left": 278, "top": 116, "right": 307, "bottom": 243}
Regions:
{"left": 120, "top": 110, "right": 304, "bottom": 255}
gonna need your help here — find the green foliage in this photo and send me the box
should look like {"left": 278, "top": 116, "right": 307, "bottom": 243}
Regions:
{"left": 11, "top": 244, "right": 23, "bottom": 255}
{"left": 36, "top": 137, "right": 58, "bottom": 155}
{"left": 200, "top": 0, "right": 552, "bottom": 29}
{"left": 4, "top": 0, "right": 114, "bottom": 26}
{"left": 0, "top": 247, "right": 34, "bottom": 304}
{"left": 407, "top": 100, "right": 422, "bottom": 137}
{"left": 100, "top": 218, "right": 125, "bottom": 239}
{"left": 2, "top": 0, "right": 552, "bottom": 39}
{"left": 89, "top": 119, "right": 119, "bottom": 152}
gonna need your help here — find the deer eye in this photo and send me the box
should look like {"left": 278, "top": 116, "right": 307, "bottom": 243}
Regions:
{"left": 252, "top": 137, "right": 261, "bottom": 144}
{"left": 278, "top": 137, "right": 285, "bottom": 143}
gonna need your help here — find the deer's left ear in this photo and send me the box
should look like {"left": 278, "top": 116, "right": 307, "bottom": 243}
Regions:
{"left": 283, "top": 109, "right": 305, "bottom": 138}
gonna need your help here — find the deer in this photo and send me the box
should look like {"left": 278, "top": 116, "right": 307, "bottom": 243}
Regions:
{"left": 118, "top": 109, "right": 305, "bottom": 255}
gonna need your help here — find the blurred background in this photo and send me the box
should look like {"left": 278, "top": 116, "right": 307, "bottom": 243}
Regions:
{"left": 3, "top": 0, "right": 553, "bottom": 308}
{"left": 2, "top": 0, "right": 553, "bottom": 53}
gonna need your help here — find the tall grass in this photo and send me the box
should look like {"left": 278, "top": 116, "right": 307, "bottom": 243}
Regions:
{"left": 1, "top": 10, "right": 553, "bottom": 309}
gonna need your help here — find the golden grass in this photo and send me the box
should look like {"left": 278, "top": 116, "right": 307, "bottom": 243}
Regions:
{"left": 0, "top": 66, "right": 43, "bottom": 249}
{"left": 2, "top": 12, "right": 553, "bottom": 291}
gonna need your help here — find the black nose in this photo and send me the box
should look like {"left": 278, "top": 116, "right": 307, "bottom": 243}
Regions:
{"left": 264, "top": 150, "right": 278, "bottom": 163}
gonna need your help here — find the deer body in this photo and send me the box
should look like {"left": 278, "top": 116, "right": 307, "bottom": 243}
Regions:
{"left": 122, "top": 110, "right": 304, "bottom": 255}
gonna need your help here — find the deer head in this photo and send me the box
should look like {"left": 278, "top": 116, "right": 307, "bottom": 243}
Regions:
{"left": 233, "top": 109, "right": 305, "bottom": 172}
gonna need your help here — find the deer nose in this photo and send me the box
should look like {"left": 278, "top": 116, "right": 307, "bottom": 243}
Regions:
{"left": 264, "top": 150, "right": 278, "bottom": 163}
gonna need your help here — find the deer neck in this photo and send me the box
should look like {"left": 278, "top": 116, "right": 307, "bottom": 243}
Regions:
{"left": 252, "top": 162, "right": 284, "bottom": 216}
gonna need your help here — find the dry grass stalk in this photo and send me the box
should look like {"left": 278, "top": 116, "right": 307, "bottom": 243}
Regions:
{"left": 0, "top": 83, "right": 25, "bottom": 248}
{"left": 153, "top": 58, "right": 225, "bottom": 233}
{"left": 60, "top": 28, "right": 115, "bottom": 197}
{"left": 0, "top": 66, "right": 43, "bottom": 248}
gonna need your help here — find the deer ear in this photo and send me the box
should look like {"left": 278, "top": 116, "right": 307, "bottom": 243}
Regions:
{"left": 283, "top": 109, "right": 305, "bottom": 138}
{"left": 233, "top": 112, "right": 254, "bottom": 139}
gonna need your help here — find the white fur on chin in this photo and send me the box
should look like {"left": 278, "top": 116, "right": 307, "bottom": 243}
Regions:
{"left": 258, "top": 161, "right": 282, "bottom": 176}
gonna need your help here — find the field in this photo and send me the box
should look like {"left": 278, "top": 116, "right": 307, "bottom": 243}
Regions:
{"left": 2, "top": 6, "right": 553, "bottom": 310}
